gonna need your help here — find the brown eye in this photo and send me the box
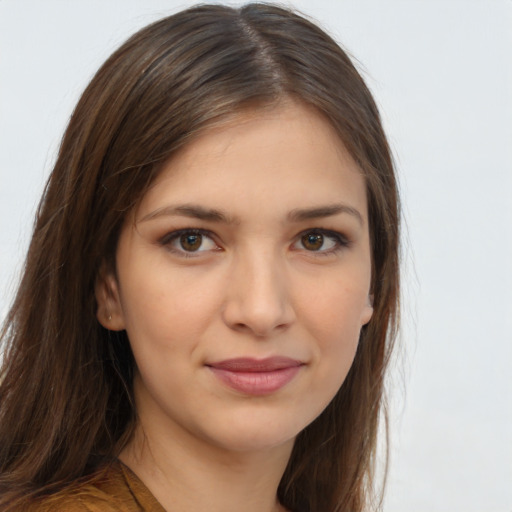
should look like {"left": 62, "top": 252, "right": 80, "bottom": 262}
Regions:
{"left": 301, "top": 232, "right": 324, "bottom": 251}
{"left": 161, "top": 229, "right": 218, "bottom": 256}
{"left": 293, "top": 230, "right": 344, "bottom": 254}
{"left": 180, "top": 233, "right": 203, "bottom": 251}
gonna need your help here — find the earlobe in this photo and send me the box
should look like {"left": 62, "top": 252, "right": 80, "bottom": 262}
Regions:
{"left": 95, "top": 264, "right": 125, "bottom": 331}
{"left": 361, "top": 294, "right": 374, "bottom": 326}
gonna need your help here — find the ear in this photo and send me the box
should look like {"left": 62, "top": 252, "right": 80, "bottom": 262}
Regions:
{"left": 360, "top": 294, "right": 374, "bottom": 326}
{"left": 95, "top": 263, "right": 126, "bottom": 331}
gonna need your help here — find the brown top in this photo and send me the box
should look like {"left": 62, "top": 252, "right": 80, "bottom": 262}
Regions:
{"left": 29, "top": 460, "right": 166, "bottom": 512}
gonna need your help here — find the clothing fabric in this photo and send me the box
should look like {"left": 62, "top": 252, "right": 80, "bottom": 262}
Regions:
{"left": 28, "top": 460, "right": 165, "bottom": 512}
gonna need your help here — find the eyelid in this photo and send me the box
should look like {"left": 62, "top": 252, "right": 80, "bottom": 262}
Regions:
{"left": 292, "top": 228, "right": 350, "bottom": 254}
{"left": 159, "top": 228, "right": 221, "bottom": 257}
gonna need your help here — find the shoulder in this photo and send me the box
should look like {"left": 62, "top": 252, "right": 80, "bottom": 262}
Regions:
{"left": 24, "top": 491, "right": 121, "bottom": 512}
{"left": 22, "top": 461, "right": 139, "bottom": 512}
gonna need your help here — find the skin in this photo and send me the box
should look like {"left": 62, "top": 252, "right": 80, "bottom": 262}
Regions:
{"left": 96, "top": 101, "right": 373, "bottom": 512}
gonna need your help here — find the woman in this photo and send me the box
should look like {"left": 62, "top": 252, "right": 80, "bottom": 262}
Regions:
{"left": 0, "top": 3, "right": 400, "bottom": 511}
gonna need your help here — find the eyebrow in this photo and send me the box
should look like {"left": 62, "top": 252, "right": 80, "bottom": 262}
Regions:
{"left": 139, "top": 202, "right": 363, "bottom": 225}
{"left": 139, "top": 204, "right": 236, "bottom": 224}
{"left": 287, "top": 204, "right": 364, "bottom": 225}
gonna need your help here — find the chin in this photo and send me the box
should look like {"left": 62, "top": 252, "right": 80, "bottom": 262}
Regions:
{"left": 196, "top": 409, "right": 307, "bottom": 455}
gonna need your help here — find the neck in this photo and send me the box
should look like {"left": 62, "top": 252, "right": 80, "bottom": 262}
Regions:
{"left": 120, "top": 420, "right": 293, "bottom": 512}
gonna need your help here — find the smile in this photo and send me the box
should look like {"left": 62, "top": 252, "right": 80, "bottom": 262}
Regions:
{"left": 206, "top": 357, "right": 304, "bottom": 396}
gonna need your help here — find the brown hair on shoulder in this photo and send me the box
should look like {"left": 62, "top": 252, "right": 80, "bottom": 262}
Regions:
{"left": 0, "top": 4, "right": 400, "bottom": 511}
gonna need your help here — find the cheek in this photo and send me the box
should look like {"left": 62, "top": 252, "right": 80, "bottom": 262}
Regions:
{"left": 117, "top": 264, "right": 222, "bottom": 356}
{"left": 118, "top": 277, "right": 214, "bottom": 408}
{"left": 297, "top": 275, "right": 369, "bottom": 384}
{"left": 299, "top": 272, "right": 369, "bottom": 337}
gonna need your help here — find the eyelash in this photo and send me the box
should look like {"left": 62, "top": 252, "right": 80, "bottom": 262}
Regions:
{"left": 159, "top": 228, "right": 219, "bottom": 258}
{"left": 158, "top": 228, "right": 350, "bottom": 258}
{"left": 294, "top": 229, "right": 350, "bottom": 256}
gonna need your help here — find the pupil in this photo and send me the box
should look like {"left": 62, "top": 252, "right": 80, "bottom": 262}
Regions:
{"left": 303, "top": 233, "right": 323, "bottom": 251}
{"left": 180, "top": 233, "right": 202, "bottom": 251}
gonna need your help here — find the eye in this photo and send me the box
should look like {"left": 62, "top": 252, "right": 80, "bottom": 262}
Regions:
{"left": 160, "top": 229, "right": 219, "bottom": 256}
{"left": 293, "top": 229, "right": 348, "bottom": 254}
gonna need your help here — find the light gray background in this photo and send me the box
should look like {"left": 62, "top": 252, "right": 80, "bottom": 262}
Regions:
{"left": 1, "top": 1, "right": 511, "bottom": 510}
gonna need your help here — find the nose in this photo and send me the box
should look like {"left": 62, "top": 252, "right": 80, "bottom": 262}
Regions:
{"left": 222, "top": 248, "right": 296, "bottom": 338}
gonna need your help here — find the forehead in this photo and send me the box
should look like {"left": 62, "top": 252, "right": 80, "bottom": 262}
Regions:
{"left": 136, "top": 101, "right": 367, "bottom": 222}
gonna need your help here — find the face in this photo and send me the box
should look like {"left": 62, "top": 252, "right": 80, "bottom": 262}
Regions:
{"left": 96, "top": 101, "right": 373, "bottom": 455}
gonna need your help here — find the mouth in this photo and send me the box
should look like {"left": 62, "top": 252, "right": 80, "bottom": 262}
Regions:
{"left": 206, "top": 357, "right": 304, "bottom": 396}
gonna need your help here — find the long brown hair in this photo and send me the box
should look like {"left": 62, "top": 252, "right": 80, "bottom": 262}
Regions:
{"left": 0, "top": 4, "right": 400, "bottom": 511}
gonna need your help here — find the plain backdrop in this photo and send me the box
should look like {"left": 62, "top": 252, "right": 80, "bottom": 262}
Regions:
{"left": 1, "top": 1, "right": 511, "bottom": 510}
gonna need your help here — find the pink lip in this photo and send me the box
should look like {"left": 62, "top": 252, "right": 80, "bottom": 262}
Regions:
{"left": 207, "top": 357, "right": 303, "bottom": 396}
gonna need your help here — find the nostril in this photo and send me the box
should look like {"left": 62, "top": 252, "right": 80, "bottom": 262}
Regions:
{"left": 221, "top": 268, "right": 296, "bottom": 337}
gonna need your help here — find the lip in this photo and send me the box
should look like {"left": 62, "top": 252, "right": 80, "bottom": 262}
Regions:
{"left": 206, "top": 357, "right": 304, "bottom": 396}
